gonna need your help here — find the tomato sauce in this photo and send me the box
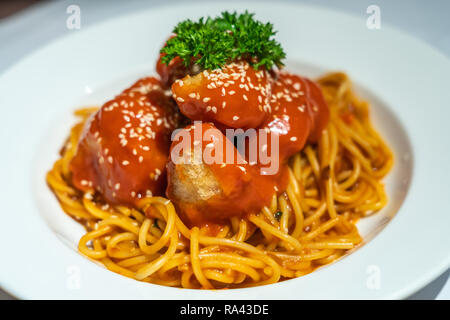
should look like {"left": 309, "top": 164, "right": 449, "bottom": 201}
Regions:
{"left": 70, "top": 57, "right": 329, "bottom": 227}
{"left": 70, "top": 77, "right": 182, "bottom": 206}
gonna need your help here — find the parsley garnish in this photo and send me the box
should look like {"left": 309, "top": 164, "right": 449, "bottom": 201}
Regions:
{"left": 160, "top": 11, "right": 286, "bottom": 70}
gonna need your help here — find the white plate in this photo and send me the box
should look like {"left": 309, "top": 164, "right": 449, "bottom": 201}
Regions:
{"left": 0, "top": 2, "right": 449, "bottom": 299}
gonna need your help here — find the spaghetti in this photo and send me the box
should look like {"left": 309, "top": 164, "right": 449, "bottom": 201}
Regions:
{"left": 47, "top": 72, "right": 393, "bottom": 289}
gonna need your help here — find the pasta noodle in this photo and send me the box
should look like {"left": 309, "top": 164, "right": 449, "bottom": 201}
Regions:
{"left": 47, "top": 72, "right": 393, "bottom": 289}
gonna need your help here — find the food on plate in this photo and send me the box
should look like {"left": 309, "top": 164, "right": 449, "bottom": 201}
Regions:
{"left": 47, "top": 12, "right": 393, "bottom": 289}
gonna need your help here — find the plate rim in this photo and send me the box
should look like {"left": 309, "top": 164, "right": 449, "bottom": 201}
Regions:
{"left": 0, "top": 1, "right": 449, "bottom": 299}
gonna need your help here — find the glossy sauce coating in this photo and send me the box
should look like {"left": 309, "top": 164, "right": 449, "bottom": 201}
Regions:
{"left": 172, "top": 61, "right": 272, "bottom": 129}
{"left": 70, "top": 77, "right": 181, "bottom": 206}
{"left": 166, "top": 122, "right": 288, "bottom": 227}
{"left": 156, "top": 36, "right": 201, "bottom": 88}
{"left": 303, "top": 77, "right": 329, "bottom": 142}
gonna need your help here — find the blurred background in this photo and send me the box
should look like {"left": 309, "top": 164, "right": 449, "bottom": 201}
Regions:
{"left": 0, "top": 0, "right": 448, "bottom": 300}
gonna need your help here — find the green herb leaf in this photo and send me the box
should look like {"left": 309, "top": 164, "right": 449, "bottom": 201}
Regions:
{"left": 160, "top": 11, "right": 286, "bottom": 70}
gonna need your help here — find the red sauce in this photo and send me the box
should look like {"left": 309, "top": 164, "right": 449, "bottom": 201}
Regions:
{"left": 165, "top": 70, "right": 328, "bottom": 226}
{"left": 260, "top": 72, "right": 329, "bottom": 164}
{"left": 303, "top": 77, "right": 329, "bottom": 142}
{"left": 70, "top": 77, "right": 181, "bottom": 206}
{"left": 157, "top": 54, "right": 190, "bottom": 88}
{"left": 166, "top": 122, "right": 288, "bottom": 227}
{"left": 69, "top": 59, "right": 329, "bottom": 228}
{"left": 340, "top": 111, "right": 354, "bottom": 125}
{"left": 171, "top": 61, "right": 272, "bottom": 129}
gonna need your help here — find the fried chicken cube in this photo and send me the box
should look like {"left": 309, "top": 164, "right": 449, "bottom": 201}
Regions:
{"left": 171, "top": 61, "right": 273, "bottom": 129}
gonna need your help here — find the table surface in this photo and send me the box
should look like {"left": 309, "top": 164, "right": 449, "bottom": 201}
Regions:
{"left": 0, "top": 0, "right": 448, "bottom": 300}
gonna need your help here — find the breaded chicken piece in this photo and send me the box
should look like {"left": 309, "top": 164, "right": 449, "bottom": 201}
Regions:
{"left": 171, "top": 61, "right": 273, "bottom": 129}
{"left": 70, "top": 77, "right": 182, "bottom": 206}
{"left": 166, "top": 122, "right": 284, "bottom": 227}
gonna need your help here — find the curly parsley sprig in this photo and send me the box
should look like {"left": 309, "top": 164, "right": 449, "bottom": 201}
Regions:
{"left": 160, "top": 11, "right": 286, "bottom": 70}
